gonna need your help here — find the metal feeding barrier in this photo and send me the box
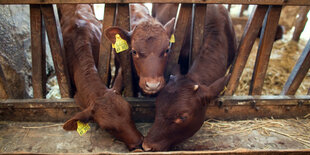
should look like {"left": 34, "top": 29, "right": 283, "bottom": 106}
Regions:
{"left": 0, "top": 0, "right": 309, "bottom": 124}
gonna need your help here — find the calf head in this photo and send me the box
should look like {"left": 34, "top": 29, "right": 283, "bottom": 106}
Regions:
{"left": 105, "top": 18, "right": 175, "bottom": 94}
{"left": 63, "top": 70, "right": 143, "bottom": 151}
{"left": 142, "top": 74, "right": 230, "bottom": 151}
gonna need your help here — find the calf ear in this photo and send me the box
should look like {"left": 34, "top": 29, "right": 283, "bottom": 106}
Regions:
{"left": 104, "top": 26, "right": 131, "bottom": 44}
{"left": 63, "top": 106, "right": 93, "bottom": 131}
{"left": 198, "top": 74, "right": 231, "bottom": 100}
{"left": 112, "top": 67, "right": 123, "bottom": 94}
{"left": 164, "top": 17, "right": 175, "bottom": 37}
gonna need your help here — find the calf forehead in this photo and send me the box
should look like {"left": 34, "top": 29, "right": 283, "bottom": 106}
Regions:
{"left": 132, "top": 25, "right": 169, "bottom": 50}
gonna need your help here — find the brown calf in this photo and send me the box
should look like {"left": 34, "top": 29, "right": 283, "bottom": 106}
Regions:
{"left": 105, "top": 4, "right": 175, "bottom": 94}
{"left": 58, "top": 4, "right": 143, "bottom": 151}
{"left": 142, "top": 4, "right": 236, "bottom": 151}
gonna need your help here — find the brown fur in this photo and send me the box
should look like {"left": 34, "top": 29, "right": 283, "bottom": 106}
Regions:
{"left": 58, "top": 4, "right": 143, "bottom": 151}
{"left": 105, "top": 4, "right": 175, "bottom": 95}
{"left": 142, "top": 4, "right": 237, "bottom": 151}
{"left": 152, "top": 4, "right": 179, "bottom": 25}
{"left": 152, "top": 3, "right": 192, "bottom": 74}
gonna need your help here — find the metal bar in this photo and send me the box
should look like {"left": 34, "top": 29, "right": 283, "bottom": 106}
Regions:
{"left": 205, "top": 102, "right": 310, "bottom": 121}
{"left": 0, "top": 0, "right": 310, "bottom": 5}
{"left": 41, "top": 4, "right": 72, "bottom": 98}
{"left": 0, "top": 96, "right": 309, "bottom": 122}
{"left": 191, "top": 4, "right": 206, "bottom": 66}
{"left": 30, "top": 4, "right": 46, "bottom": 99}
{"left": 239, "top": 4, "right": 249, "bottom": 17}
{"left": 1, "top": 96, "right": 309, "bottom": 107}
{"left": 281, "top": 39, "right": 310, "bottom": 95}
{"left": 249, "top": 5, "right": 282, "bottom": 95}
{"left": 188, "top": 4, "right": 195, "bottom": 67}
{"left": 98, "top": 4, "right": 116, "bottom": 86}
{"left": 227, "top": 4, "right": 231, "bottom": 12}
{"left": 219, "top": 95, "right": 310, "bottom": 104}
{"left": 225, "top": 5, "right": 269, "bottom": 96}
{"left": 292, "top": 6, "right": 310, "bottom": 42}
{"left": 115, "top": 4, "right": 134, "bottom": 96}
{"left": 166, "top": 3, "right": 192, "bottom": 76}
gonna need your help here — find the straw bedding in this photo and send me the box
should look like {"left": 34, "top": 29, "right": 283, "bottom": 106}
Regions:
{"left": 234, "top": 32, "right": 310, "bottom": 95}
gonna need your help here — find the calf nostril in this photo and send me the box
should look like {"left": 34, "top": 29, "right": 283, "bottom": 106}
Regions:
{"left": 145, "top": 82, "right": 160, "bottom": 89}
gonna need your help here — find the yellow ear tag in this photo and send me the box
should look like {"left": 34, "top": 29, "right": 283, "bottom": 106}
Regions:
{"left": 77, "top": 121, "right": 90, "bottom": 136}
{"left": 112, "top": 34, "right": 129, "bottom": 53}
{"left": 170, "top": 34, "right": 175, "bottom": 43}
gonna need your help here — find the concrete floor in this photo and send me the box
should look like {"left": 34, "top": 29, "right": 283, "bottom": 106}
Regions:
{"left": 0, "top": 119, "right": 309, "bottom": 154}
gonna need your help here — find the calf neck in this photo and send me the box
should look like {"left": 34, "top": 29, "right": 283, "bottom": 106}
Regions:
{"left": 58, "top": 4, "right": 143, "bottom": 151}
{"left": 143, "top": 4, "right": 237, "bottom": 151}
{"left": 105, "top": 4, "right": 175, "bottom": 94}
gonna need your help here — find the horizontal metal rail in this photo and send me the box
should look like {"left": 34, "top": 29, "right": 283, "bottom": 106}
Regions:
{"left": 219, "top": 95, "right": 310, "bottom": 105}
{"left": 1, "top": 96, "right": 310, "bottom": 107}
{"left": 0, "top": 0, "right": 309, "bottom": 5}
{"left": 1, "top": 96, "right": 309, "bottom": 122}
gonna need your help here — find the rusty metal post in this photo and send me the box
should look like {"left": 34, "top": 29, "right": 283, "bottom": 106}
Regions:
{"left": 281, "top": 39, "right": 310, "bottom": 95}
{"left": 225, "top": 5, "right": 269, "bottom": 96}
{"left": 249, "top": 5, "right": 282, "bottom": 95}
{"left": 98, "top": 4, "right": 116, "bottom": 86}
{"left": 115, "top": 4, "right": 134, "bottom": 96}
{"left": 41, "top": 4, "right": 72, "bottom": 98}
{"left": 30, "top": 5, "right": 47, "bottom": 98}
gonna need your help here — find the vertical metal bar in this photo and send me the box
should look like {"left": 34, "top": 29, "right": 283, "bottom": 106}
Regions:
{"left": 225, "top": 5, "right": 269, "bottom": 96}
{"left": 191, "top": 4, "right": 207, "bottom": 66}
{"left": 292, "top": 6, "right": 310, "bottom": 42}
{"left": 98, "top": 4, "right": 116, "bottom": 86}
{"left": 239, "top": 4, "right": 249, "bottom": 17}
{"left": 249, "top": 5, "right": 282, "bottom": 95}
{"left": 41, "top": 4, "right": 72, "bottom": 98}
{"left": 30, "top": 4, "right": 46, "bottom": 98}
{"left": 166, "top": 3, "right": 192, "bottom": 76}
{"left": 227, "top": 4, "right": 231, "bottom": 12}
{"left": 115, "top": 4, "right": 133, "bottom": 97}
{"left": 281, "top": 39, "right": 310, "bottom": 95}
{"left": 188, "top": 4, "right": 195, "bottom": 67}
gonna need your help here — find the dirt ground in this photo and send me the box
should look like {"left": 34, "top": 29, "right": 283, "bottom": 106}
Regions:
{"left": 0, "top": 118, "right": 309, "bottom": 153}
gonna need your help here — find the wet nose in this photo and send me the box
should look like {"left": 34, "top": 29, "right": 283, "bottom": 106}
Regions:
{"left": 128, "top": 134, "right": 144, "bottom": 151}
{"left": 142, "top": 142, "right": 152, "bottom": 151}
{"left": 145, "top": 81, "right": 160, "bottom": 90}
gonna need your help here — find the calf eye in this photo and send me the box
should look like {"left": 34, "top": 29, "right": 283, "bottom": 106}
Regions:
{"left": 180, "top": 116, "right": 187, "bottom": 121}
{"left": 174, "top": 113, "right": 189, "bottom": 124}
{"left": 131, "top": 50, "right": 137, "bottom": 55}
{"left": 165, "top": 49, "right": 170, "bottom": 53}
{"left": 160, "top": 49, "right": 170, "bottom": 57}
